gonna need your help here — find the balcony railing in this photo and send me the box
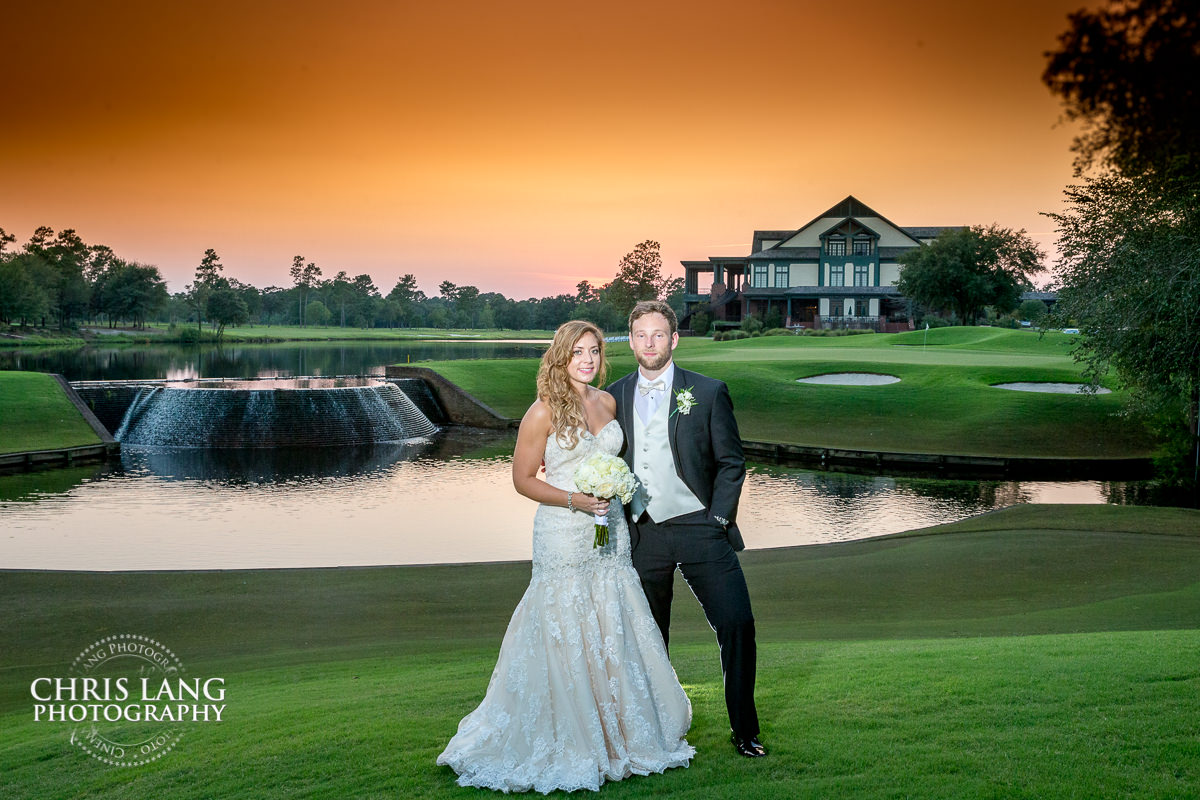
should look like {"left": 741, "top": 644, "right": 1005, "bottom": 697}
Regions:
{"left": 816, "top": 315, "right": 884, "bottom": 331}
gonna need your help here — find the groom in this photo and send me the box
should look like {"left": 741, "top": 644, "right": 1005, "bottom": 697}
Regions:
{"left": 607, "top": 300, "right": 765, "bottom": 759}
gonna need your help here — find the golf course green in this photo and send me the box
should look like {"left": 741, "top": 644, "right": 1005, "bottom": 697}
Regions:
{"left": 425, "top": 327, "right": 1154, "bottom": 459}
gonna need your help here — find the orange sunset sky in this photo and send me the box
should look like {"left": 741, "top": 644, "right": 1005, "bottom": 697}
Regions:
{"left": 4, "top": 0, "right": 1099, "bottom": 298}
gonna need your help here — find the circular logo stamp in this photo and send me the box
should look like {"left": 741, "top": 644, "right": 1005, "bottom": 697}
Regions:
{"left": 31, "top": 634, "right": 225, "bottom": 767}
{"left": 69, "top": 634, "right": 186, "bottom": 767}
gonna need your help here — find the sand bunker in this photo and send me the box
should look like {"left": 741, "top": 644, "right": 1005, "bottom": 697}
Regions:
{"left": 797, "top": 373, "right": 900, "bottom": 386}
{"left": 993, "top": 382, "right": 1111, "bottom": 395}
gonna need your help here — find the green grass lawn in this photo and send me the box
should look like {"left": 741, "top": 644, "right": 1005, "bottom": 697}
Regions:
{"left": 0, "top": 371, "right": 103, "bottom": 454}
{"left": 424, "top": 329, "right": 1153, "bottom": 459}
{"left": 1, "top": 504, "right": 1198, "bottom": 798}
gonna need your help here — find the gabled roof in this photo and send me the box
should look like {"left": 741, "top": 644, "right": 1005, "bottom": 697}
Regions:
{"left": 747, "top": 247, "right": 820, "bottom": 261}
{"left": 779, "top": 195, "right": 923, "bottom": 248}
{"left": 682, "top": 197, "right": 968, "bottom": 271}
{"left": 903, "top": 226, "right": 966, "bottom": 240}
{"left": 818, "top": 217, "right": 881, "bottom": 240}
{"left": 751, "top": 230, "right": 794, "bottom": 253}
{"left": 818, "top": 196, "right": 884, "bottom": 220}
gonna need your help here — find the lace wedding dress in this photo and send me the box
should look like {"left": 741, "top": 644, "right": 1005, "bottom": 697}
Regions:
{"left": 437, "top": 420, "right": 693, "bottom": 793}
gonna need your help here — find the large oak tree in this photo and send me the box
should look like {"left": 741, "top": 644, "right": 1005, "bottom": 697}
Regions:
{"left": 897, "top": 225, "right": 1044, "bottom": 325}
{"left": 1044, "top": 0, "right": 1200, "bottom": 490}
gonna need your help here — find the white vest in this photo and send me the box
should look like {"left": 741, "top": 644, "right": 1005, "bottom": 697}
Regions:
{"left": 633, "top": 392, "right": 704, "bottom": 522}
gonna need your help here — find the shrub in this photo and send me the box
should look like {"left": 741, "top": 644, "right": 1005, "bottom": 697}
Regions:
{"left": 720, "top": 330, "right": 750, "bottom": 341}
{"left": 1018, "top": 298, "right": 1049, "bottom": 322}
{"left": 740, "top": 313, "right": 763, "bottom": 335}
{"left": 176, "top": 327, "right": 219, "bottom": 344}
{"left": 764, "top": 328, "right": 793, "bottom": 336}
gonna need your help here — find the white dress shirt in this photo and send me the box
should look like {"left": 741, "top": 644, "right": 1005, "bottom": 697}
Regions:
{"left": 635, "top": 363, "right": 674, "bottom": 425}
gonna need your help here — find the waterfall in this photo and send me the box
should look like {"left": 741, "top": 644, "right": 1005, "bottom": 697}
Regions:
{"left": 114, "top": 379, "right": 438, "bottom": 448}
{"left": 113, "top": 386, "right": 162, "bottom": 442}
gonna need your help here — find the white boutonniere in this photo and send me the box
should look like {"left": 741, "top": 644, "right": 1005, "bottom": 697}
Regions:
{"left": 671, "top": 387, "right": 696, "bottom": 417}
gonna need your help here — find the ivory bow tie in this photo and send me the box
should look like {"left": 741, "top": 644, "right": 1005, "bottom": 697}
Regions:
{"left": 638, "top": 380, "right": 666, "bottom": 396}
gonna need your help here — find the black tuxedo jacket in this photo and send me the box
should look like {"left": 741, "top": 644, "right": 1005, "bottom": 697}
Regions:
{"left": 607, "top": 365, "right": 746, "bottom": 551}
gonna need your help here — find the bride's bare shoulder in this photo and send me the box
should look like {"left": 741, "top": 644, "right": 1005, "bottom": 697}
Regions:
{"left": 588, "top": 387, "right": 617, "bottom": 417}
{"left": 519, "top": 399, "right": 552, "bottom": 434}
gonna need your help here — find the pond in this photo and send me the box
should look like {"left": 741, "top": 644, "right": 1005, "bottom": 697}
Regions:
{"left": 0, "top": 339, "right": 548, "bottom": 381}
{"left": 0, "top": 429, "right": 1135, "bottom": 571}
{"left": 0, "top": 340, "right": 1154, "bottom": 571}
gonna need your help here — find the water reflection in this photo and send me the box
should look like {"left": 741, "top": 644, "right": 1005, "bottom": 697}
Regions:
{"left": 129, "top": 429, "right": 514, "bottom": 483}
{"left": 738, "top": 466, "right": 1123, "bottom": 547}
{"left": 0, "top": 340, "right": 548, "bottom": 382}
{"left": 0, "top": 430, "right": 1145, "bottom": 571}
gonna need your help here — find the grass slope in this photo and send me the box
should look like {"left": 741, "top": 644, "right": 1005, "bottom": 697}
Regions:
{"left": 423, "top": 330, "right": 1152, "bottom": 458}
{"left": 2, "top": 505, "right": 1199, "bottom": 798}
{"left": 0, "top": 371, "right": 103, "bottom": 454}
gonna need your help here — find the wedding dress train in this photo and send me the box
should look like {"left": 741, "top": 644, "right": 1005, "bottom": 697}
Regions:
{"left": 437, "top": 420, "right": 693, "bottom": 793}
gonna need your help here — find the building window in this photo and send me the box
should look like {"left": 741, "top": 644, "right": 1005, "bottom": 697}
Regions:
{"left": 826, "top": 238, "right": 846, "bottom": 256}
{"left": 853, "top": 239, "right": 872, "bottom": 256}
{"left": 686, "top": 271, "right": 698, "bottom": 294}
{"left": 854, "top": 263, "right": 870, "bottom": 286}
{"left": 855, "top": 299, "right": 870, "bottom": 317}
{"left": 752, "top": 264, "right": 768, "bottom": 288}
{"left": 775, "top": 264, "right": 789, "bottom": 287}
{"left": 828, "top": 301, "right": 843, "bottom": 317}
{"left": 830, "top": 264, "right": 845, "bottom": 286}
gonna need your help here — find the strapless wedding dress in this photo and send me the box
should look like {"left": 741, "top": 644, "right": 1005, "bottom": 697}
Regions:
{"left": 437, "top": 420, "right": 693, "bottom": 793}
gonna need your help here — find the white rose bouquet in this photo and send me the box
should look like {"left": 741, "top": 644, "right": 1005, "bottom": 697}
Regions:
{"left": 573, "top": 451, "right": 638, "bottom": 548}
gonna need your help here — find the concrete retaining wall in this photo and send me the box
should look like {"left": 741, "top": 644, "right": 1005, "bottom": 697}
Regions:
{"left": 0, "top": 375, "right": 120, "bottom": 473}
{"left": 741, "top": 440, "right": 1154, "bottom": 480}
{"left": 384, "top": 366, "right": 518, "bottom": 430}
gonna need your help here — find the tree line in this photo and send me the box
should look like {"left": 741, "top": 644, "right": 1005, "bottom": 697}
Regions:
{"left": 1040, "top": 0, "right": 1198, "bottom": 495}
{"left": 0, "top": 233, "right": 682, "bottom": 336}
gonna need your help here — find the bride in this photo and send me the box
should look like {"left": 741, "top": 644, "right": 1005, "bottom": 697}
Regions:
{"left": 437, "top": 320, "right": 693, "bottom": 793}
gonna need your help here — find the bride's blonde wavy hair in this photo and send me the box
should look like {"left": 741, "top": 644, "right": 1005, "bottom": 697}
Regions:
{"left": 537, "top": 320, "right": 607, "bottom": 449}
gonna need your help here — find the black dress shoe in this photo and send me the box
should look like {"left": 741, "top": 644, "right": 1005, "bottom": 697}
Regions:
{"left": 731, "top": 732, "right": 767, "bottom": 758}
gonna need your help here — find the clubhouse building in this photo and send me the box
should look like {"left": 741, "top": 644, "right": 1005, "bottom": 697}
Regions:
{"left": 681, "top": 196, "right": 964, "bottom": 332}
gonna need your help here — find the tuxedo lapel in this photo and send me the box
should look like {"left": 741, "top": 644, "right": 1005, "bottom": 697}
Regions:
{"left": 622, "top": 374, "right": 638, "bottom": 466}
{"left": 668, "top": 365, "right": 687, "bottom": 478}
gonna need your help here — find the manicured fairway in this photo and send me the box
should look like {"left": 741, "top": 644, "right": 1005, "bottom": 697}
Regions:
{"left": 2, "top": 504, "right": 1198, "bottom": 798}
{"left": 423, "top": 329, "right": 1153, "bottom": 458}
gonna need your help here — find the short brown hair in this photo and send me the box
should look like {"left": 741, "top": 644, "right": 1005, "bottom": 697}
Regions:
{"left": 628, "top": 300, "right": 677, "bottom": 336}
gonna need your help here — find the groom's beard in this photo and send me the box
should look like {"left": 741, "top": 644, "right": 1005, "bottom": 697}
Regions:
{"left": 634, "top": 348, "right": 672, "bottom": 373}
